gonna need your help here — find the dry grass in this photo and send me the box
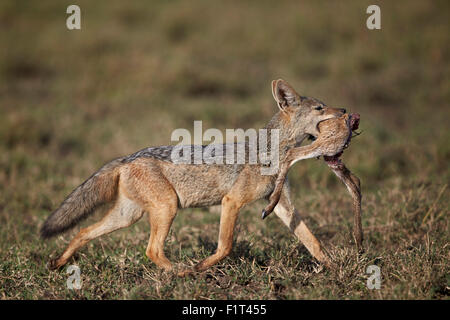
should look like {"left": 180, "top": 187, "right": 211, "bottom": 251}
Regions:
{"left": 0, "top": 0, "right": 449, "bottom": 299}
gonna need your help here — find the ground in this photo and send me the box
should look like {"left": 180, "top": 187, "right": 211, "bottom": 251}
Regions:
{"left": 0, "top": 0, "right": 448, "bottom": 299}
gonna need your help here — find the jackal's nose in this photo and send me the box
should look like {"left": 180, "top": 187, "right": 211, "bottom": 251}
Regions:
{"left": 340, "top": 108, "right": 347, "bottom": 114}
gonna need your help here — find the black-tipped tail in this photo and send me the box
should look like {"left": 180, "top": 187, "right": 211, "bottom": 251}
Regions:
{"left": 40, "top": 158, "right": 122, "bottom": 238}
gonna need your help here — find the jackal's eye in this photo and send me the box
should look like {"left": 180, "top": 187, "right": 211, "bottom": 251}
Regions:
{"left": 315, "top": 105, "right": 323, "bottom": 111}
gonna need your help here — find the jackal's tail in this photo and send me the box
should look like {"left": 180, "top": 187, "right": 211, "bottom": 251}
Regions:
{"left": 40, "top": 158, "right": 124, "bottom": 238}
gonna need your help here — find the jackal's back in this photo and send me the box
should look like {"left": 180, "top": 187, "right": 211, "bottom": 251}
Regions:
{"left": 121, "top": 144, "right": 273, "bottom": 208}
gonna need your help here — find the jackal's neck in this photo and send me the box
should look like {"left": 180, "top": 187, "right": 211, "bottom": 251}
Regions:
{"left": 263, "top": 112, "right": 308, "bottom": 160}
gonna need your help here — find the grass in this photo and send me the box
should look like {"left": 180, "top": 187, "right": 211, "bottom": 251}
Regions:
{"left": 0, "top": 0, "right": 449, "bottom": 299}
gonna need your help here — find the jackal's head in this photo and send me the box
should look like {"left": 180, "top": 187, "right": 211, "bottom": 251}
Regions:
{"left": 271, "top": 79, "right": 346, "bottom": 143}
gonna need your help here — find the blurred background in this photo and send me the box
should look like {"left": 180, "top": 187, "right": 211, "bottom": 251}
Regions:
{"left": 0, "top": 1, "right": 448, "bottom": 299}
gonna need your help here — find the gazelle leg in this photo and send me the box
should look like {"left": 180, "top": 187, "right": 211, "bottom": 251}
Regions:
{"left": 326, "top": 161, "right": 363, "bottom": 251}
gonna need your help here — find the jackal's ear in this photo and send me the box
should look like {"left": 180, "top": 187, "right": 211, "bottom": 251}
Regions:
{"left": 271, "top": 79, "right": 301, "bottom": 112}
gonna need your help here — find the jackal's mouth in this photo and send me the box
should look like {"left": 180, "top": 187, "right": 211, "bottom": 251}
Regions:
{"left": 324, "top": 113, "right": 360, "bottom": 166}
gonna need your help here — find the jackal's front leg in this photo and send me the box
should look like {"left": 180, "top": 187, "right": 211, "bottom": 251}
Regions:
{"left": 178, "top": 193, "right": 245, "bottom": 277}
{"left": 273, "top": 185, "right": 330, "bottom": 266}
{"left": 194, "top": 194, "right": 243, "bottom": 272}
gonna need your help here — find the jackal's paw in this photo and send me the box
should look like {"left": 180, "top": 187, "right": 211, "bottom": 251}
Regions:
{"left": 177, "top": 268, "right": 196, "bottom": 277}
{"left": 356, "top": 247, "right": 365, "bottom": 256}
{"left": 47, "top": 259, "right": 61, "bottom": 271}
{"left": 320, "top": 257, "right": 337, "bottom": 270}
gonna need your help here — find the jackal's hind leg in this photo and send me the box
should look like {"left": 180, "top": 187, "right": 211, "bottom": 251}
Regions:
{"left": 120, "top": 160, "right": 179, "bottom": 272}
{"left": 145, "top": 200, "right": 178, "bottom": 272}
{"left": 48, "top": 194, "right": 145, "bottom": 270}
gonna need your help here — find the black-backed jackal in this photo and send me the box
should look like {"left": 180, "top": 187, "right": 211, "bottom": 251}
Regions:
{"left": 41, "top": 79, "right": 360, "bottom": 275}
